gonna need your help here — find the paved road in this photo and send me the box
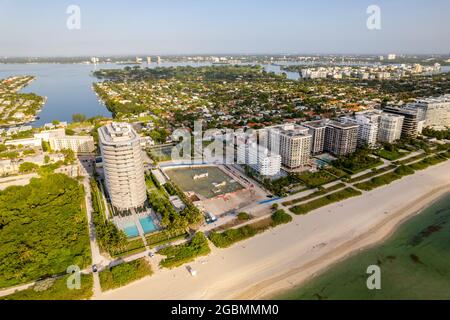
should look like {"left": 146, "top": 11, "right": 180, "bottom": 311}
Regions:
{"left": 78, "top": 159, "right": 109, "bottom": 297}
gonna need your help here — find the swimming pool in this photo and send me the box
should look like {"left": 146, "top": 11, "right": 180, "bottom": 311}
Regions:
{"left": 139, "top": 216, "right": 157, "bottom": 234}
{"left": 123, "top": 222, "right": 139, "bottom": 238}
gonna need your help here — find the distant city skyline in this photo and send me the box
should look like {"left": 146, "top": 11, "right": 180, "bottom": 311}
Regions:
{"left": 1, "top": 0, "right": 450, "bottom": 57}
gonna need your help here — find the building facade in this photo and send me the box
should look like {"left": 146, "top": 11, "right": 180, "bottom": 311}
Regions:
{"left": 383, "top": 105, "right": 425, "bottom": 137}
{"left": 414, "top": 95, "right": 450, "bottom": 129}
{"left": 343, "top": 112, "right": 381, "bottom": 148}
{"left": 324, "top": 120, "right": 359, "bottom": 156}
{"left": 378, "top": 113, "right": 404, "bottom": 144}
{"left": 269, "top": 124, "right": 312, "bottom": 169}
{"left": 303, "top": 120, "right": 327, "bottom": 154}
{"left": 98, "top": 122, "right": 147, "bottom": 212}
{"left": 237, "top": 141, "right": 281, "bottom": 176}
{"left": 49, "top": 135, "right": 95, "bottom": 153}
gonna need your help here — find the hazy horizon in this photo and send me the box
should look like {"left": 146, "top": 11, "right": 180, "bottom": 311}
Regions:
{"left": 1, "top": 0, "right": 450, "bottom": 57}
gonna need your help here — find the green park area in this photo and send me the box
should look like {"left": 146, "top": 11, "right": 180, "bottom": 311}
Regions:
{"left": 1, "top": 274, "right": 93, "bottom": 300}
{"left": 0, "top": 174, "right": 91, "bottom": 289}
{"left": 158, "top": 232, "right": 211, "bottom": 269}
{"left": 290, "top": 188, "right": 362, "bottom": 215}
{"left": 99, "top": 258, "right": 153, "bottom": 291}
{"left": 208, "top": 209, "right": 292, "bottom": 248}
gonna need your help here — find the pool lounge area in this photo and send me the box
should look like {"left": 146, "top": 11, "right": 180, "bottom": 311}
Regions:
{"left": 120, "top": 215, "right": 158, "bottom": 238}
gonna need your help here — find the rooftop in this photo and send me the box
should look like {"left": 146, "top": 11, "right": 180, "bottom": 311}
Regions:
{"left": 303, "top": 119, "right": 329, "bottom": 129}
{"left": 327, "top": 120, "right": 360, "bottom": 129}
{"left": 98, "top": 122, "right": 139, "bottom": 144}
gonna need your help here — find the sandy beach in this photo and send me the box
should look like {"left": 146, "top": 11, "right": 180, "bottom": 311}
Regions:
{"left": 97, "top": 160, "right": 450, "bottom": 300}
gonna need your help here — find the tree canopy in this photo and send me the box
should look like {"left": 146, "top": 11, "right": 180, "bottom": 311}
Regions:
{"left": 0, "top": 174, "right": 91, "bottom": 288}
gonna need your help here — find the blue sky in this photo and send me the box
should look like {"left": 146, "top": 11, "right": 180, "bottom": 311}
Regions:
{"left": 1, "top": 0, "right": 449, "bottom": 56}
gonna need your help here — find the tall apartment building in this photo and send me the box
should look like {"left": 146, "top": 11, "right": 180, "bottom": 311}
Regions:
{"left": 383, "top": 105, "right": 425, "bottom": 137}
{"left": 98, "top": 123, "right": 147, "bottom": 212}
{"left": 237, "top": 142, "right": 281, "bottom": 176}
{"left": 414, "top": 94, "right": 450, "bottom": 129}
{"left": 324, "top": 120, "right": 359, "bottom": 156}
{"left": 343, "top": 111, "right": 381, "bottom": 148}
{"left": 264, "top": 124, "right": 312, "bottom": 169}
{"left": 49, "top": 135, "right": 95, "bottom": 153}
{"left": 378, "top": 113, "right": 404, "bottom": 144}
{"left": 303, "top": 120, "right": 327, "bottom": 154}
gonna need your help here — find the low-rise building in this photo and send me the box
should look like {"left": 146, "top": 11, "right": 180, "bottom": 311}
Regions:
{"left": 49, "top": 135, "right": 95, "bottom": 153}
{"left": 5, "top": 137, "right": 42, "bottom": 148}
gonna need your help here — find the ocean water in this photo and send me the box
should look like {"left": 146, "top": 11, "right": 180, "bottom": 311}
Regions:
{"left": 275, "top": 193, "right": 450, "bottom": 300}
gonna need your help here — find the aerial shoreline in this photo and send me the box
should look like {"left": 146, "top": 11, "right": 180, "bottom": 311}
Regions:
{"left": 97, "top": 159, "right": 450, "bottom": 300}
{"left": 243, "top": 184, "right": 450, "bottom": 300}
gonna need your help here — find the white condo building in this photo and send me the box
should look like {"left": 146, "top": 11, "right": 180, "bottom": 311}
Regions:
{"left": 414, "top": 95, "right": 450, "bottom": 129}
{"left": 378, "top": 113, "right": 404, "bottom": 144}
{"left": 345, "top": 111, "right": 381, "bottom": 148}
{"left": 98, "top": 123, "right": 147, "bottom": 212}
{"left": 49, "top": 135, "right": 95, "bottom": 153}
{"left": 238, "top": 142, "right": 281, "bottom": 176}
{"left": 324, "top": 120, "right": 359, "bottom": 156}
{"left": 268, "top": 124, "right": 312, "bottom": 169}
{"left": 303, "top": 120, "right": 328, "bottom": 155}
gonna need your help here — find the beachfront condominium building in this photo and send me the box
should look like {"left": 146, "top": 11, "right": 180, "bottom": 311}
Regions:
{"left": 378, "top": 113, "right": 404, "bottom": 144}
{"left": 413, "top": 94, "right": 450, "bottom": 129}
{"left": 342, "top": 111, "right": 381, "bottom": 148}
{"left": 98, "top": 122, "right": 147, "bottom": 212}
{"left": 237, "top": 142, "right": 281, "bottom": 176}
{"left": 383, "top": 105, "right": 426, "bottom": 137}
{"left": 324, "top": 120, "right": 359, "bottom": 156}
{"left": 49, "top": 135, "right": 95, "bottom": 153}
{"left": 303, "top": 120, "right": 328, "bottom": 154}
{"left": 268, "top": 124, "right": 312, "bottom": 169}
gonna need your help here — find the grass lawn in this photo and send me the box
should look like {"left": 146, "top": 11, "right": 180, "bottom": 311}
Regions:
{"left": 332, "top": 151, "right": 383, "bottom": 174}
{"left": 324, "top": 166, "right": 348, "bottom": 178}
{"left": 354, "top": 166, "right": 415, "bottom": 191}
{"left": 2, "top": 274, "right": 93, "bottom": 300}
{"left": 348, "top": 164, "right": 397, "bottom": 183}
{"left": 375, "top": 148, "right": 410, "bottom": 161}
{"left": 111, "top": 238, "right": 146, "bottom": 258}
{"left": 146, "top": 229, "right": 188, "bottom": 248}
{"left": 283, "top": 183, "right": 346, "bottom": 207}
{"left": 407, "top": 154, "right": 448, "bottom": 171}
{"left": 209, "top": 210, "right": 292, "bottom": 249}
{"left": 99, "top": 258, "right": 152, "bottom": 291}
{"left": 290, "top": 188, "right": 362, "bottom": 215}
{"left": 296, "top": 170, "right": 337, "bottom": 188}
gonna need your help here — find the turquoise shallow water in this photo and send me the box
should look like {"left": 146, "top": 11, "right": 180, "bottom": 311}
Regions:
{"left": 123, "top": 222, "right": 139, "bottom": 238}
{"left": 274, "top": 193, "right": 450, "bottom": 300}
{"left": 139, "top": 216, "right": 157, "bottom": 234}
